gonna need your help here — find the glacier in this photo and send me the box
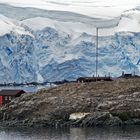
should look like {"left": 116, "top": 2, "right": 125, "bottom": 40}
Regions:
{"left": 0, "top": 3, "right": 139, "bottom": 83}
{"left": 0, "top": 0, "right": 140, "bottom": 18}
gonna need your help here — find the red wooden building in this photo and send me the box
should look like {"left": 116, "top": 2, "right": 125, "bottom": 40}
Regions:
{"left": 0, "top": 89, "right": 26, "bottom": 106}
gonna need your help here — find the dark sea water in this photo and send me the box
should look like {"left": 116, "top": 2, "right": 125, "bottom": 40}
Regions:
{"left": 0, "top": 126, "right": 140, "bottom": 140}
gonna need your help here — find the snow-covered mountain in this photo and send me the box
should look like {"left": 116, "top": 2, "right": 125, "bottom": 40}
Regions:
{"left": 0, "top": 2, "right": 139, "bottom": 83}
{"left": 0, "top": 0, "right": 140, "bottom": 18}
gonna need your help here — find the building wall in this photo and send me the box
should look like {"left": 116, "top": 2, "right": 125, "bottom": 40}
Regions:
{"left": 2, "top": 96, "right": 14, "bottom": 105}
{"left": 0, "top": 96, "right": 2, "bottom": 106}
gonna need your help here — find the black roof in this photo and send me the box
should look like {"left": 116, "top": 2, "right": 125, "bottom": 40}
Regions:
{"left": 0, "top": 89, "right": 25, "bottom": 96}
{"left": 77, "top": 77, "right": 112, "bottom": 80}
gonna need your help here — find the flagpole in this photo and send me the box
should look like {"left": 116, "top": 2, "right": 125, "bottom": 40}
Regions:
{"left": 96, "top": 28, "right": 99, "bottom": 81}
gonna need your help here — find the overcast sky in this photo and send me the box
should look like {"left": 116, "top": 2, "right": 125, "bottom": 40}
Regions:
{"left": 0, "top": 0, "right": 140, "bottom": 18}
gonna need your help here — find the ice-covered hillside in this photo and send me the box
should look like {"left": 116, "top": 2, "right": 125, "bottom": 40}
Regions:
{"left": 0, "top": 3, "right": 139, "bottom": 83}
{"left": 0, "top": 0, "right": 140, "bottom": 18}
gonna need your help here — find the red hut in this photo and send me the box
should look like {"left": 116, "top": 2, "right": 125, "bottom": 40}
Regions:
{"left": 0, "top": 89, "right": 26, "bottom": 106}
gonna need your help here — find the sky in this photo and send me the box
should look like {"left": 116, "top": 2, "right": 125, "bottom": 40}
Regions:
{"left": 0, "top": 0, "right": 140, "bottom": 18}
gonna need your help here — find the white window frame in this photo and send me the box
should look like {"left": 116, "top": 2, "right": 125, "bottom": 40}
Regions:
{"left": 9, "top": 96, "right": 12, "bottom": 101}
{"left": 5, "top": 96, "right": 8, "bottom": 101}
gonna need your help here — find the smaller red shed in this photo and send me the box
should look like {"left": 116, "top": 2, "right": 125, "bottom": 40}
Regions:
{"left": 0, "top": 89, "right": 26, "bottom": 106}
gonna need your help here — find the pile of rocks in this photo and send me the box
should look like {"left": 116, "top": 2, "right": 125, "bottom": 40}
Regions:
{"left": 0, "top": 79, "right": 140, "bottom": 127}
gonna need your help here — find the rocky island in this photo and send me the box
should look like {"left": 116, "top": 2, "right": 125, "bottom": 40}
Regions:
{"left": 0, "top": 78, "right": 140, "bottom": 128}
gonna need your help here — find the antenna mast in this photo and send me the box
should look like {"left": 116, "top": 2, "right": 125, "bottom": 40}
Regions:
{"left": 96, "top": 28, "right": 99, "bottom": 81}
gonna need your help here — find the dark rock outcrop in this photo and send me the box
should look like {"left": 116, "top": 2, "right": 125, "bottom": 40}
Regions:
{"left": 0, "top": 78, "right": 140, "bottom": 127}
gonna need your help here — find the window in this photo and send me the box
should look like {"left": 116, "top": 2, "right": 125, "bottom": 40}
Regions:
{"left": 5, "top": 96, "right": 8, "bottom": 101}
{"left": 9, "top": 96, "right": 12, "bottom": 101}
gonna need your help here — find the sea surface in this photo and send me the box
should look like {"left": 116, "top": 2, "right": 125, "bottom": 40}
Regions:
{"left": 0, "top": 126, "right": 140, "bottom": 140}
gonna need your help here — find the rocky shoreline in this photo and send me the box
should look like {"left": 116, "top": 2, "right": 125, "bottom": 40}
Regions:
{"left": 0, "top": 78, "right": 140, "bottom": 128}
